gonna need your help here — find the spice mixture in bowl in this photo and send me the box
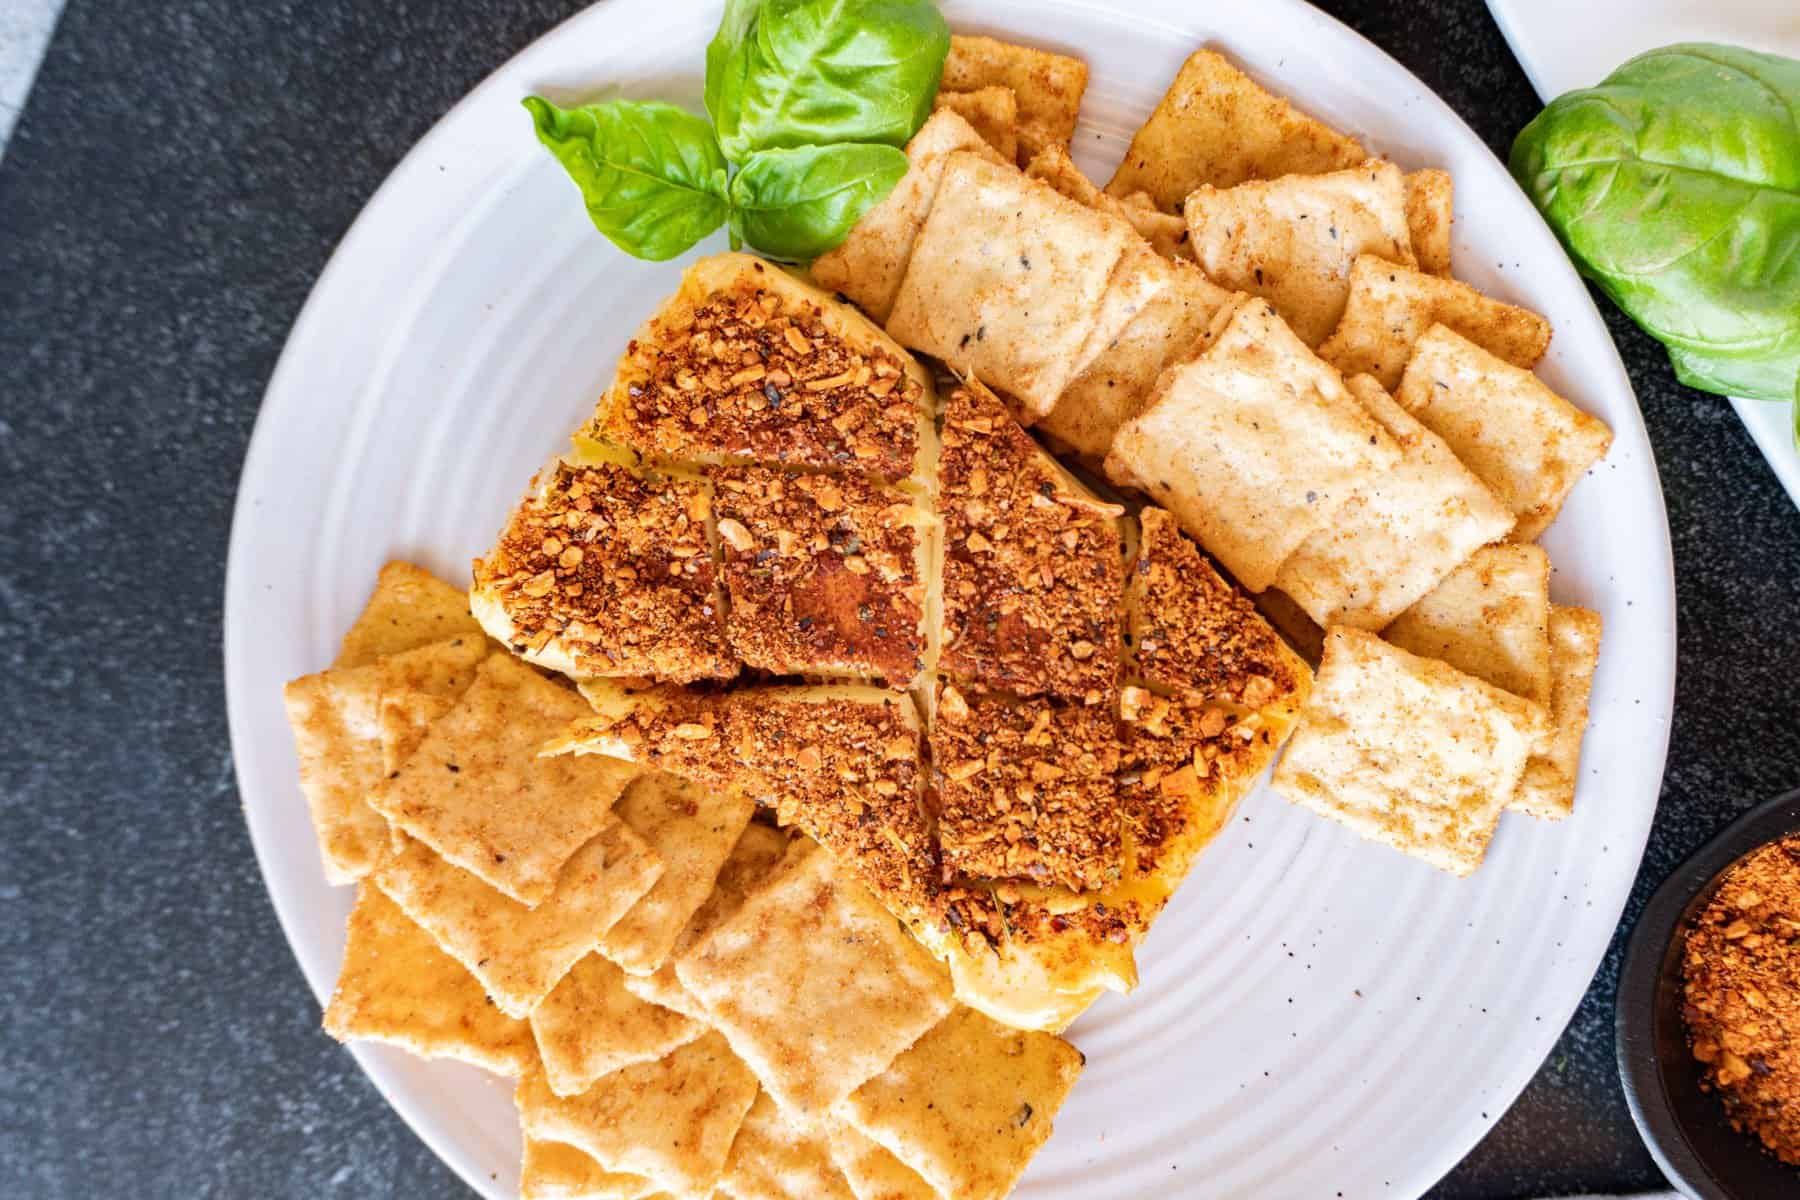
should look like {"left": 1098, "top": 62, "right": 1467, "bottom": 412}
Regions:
{"left": 1684, "top": 835, "right": 1800, "bottom": 1167}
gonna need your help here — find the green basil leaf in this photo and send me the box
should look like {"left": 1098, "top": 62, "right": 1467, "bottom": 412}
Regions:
{"left": 1510, "top": 43, "right": 1800, "bottom": 404}
{"left": 524, "top": 96, "right": 731, "bottom": 262}
{"left": 704, "top": 0, "right": 764, "bottom": 140}
{"left": 727, "top": 143, "right": 908, "bottom": 260}
{"left": 708, "top": 0, "right": 950, "bottom": 162}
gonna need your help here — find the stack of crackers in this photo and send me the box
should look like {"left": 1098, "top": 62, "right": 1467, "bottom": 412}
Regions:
{"left": 288, "top": 564, "right": 1085, "bottom": 1200}
{"left": 815, "top": 37, "right": 1612, "bottom": 876}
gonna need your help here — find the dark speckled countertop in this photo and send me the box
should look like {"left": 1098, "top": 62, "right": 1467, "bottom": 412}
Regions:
{"left": 2, "top": 1, "right": 1798, "bottom": 1196}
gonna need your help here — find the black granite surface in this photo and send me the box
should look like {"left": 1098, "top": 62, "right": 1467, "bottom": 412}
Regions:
{"left": 2, "top": 1, "right": 1797, "bottom": 1196}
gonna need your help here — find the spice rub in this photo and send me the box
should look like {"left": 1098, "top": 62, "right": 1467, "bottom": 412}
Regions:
{"left": 593, "top": 254, "right": 935, "bottom": 487}
{"left": 711, "top": 466, "right": 932, "bottom": 687}
{"left": 1685, "top": 834, "right": 1800, "bottom": 1167}
{"left": 938, "top": 380, "right": 1123, "bottom": 704}
{"left": 471, "top": 460, "right": 735, "bottom": 683}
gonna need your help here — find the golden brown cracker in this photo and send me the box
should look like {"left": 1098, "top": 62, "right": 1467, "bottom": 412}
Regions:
{"left": 839, "top": 1007, "right": 1084, "bottom": 1200}
{"left": 1396, "top": 324, "right": 1612, "bottom": 541}
{"left": 531, "top": 953, "right": 703, "bottom": 1097}
{"left": 675, "top": 844, "right": 954, "bottom": 1116}
{"left": 334, "top": 561, "right": 480, "bottom": 669}
{"left": 942, "top": 34, "right": 1087, "bottom": 163}
{"left": 1105, "top": 297, "right": 1401, "bottom": 592}
{"left": 368, "top": 653, "right": 638, "bottom": 906}
{"left": 1513, "top": 606, "right": 1602, "bottom": 820}
{"left": 1271, "top": 628, "right": 1542, "bottom": 875}
{"left": 1317, "top": 257, "right": 1552, "bottom": 390}
{"left": 374, "top": 819, "right": 662, "bottom": 1019}
{"left": 323, "top": 884, "right": 534, "bottom": 1075}
{"left": 1105, "top": 48, "right": 1366, "bottom": 208}
{"left": 1273, "top": 375, "right": 1515, "bottom": 631}
{"left": 516, "top": 1032, "right": 759, "bottom": 1199}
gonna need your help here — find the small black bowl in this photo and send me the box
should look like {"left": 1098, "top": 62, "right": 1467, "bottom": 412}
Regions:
{"left": 1617, "top": 787, "right": 1800, "bottom": 1199}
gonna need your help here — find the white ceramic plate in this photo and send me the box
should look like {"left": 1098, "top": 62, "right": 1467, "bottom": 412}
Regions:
{"left": 1487, "top": 0, "right": 1800, "bottom": 511}
{"left": 224, "top": 2, "right": 1678, "bottom": 1196}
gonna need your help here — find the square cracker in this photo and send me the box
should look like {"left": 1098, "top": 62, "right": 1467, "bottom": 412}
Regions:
{"left": 375, "top": 818, "right": 662, "bottom": 1018}
{"left": 1397, "top": 324, "right": 1613, "bottom": 541}
{"left": 812, "top": 110, "right": 1008, "bottom": 325}
{"left": 517, "top": 1031, "right": 760, "bottom": 1199}
{"left": 531, "top": 953, "right": 703, "bottom": 1097}
{"left": 1317, "top": 257, "right": 1552, "bottom": 390}
{"left": 1383, "top": 543, "right": 1554, "bottom": 707}
{"left": 887, "top": 152, "right": 1134, "bottom": 418}
{"left": 1184, "top": 159, "right": 1415, "bottom": 346}
{"left": 1104, "top": 48, "right": 1366, "bottom": 209}
{"left": 322, "top": 884, "right": 534, "bottom": 1076}
{"left": 284, "top": 636, "right": 489, "bottom": 884}
{"left": 675, "top": 842, "right": 954, "bottom": 1116}
{"left": 933, "top": 86, "right": 1018, "bottom": 164}
{"left": 621, "top": 822, "right": 794, "bottom": 1021}
{"left": 1405, "top": 169, "right": 1454, "bottom": 276}
{"left": 368, "top": 653, "right": 639, "bottom": 906}
{"left": 520, "top": 1139, "right": 657, "bottom": 1200}
{"left": 600, "top": 772, "right": 756, "bottom": 975}
{"left": 718, "top": 1091, "right": 858, "bottom": 1200}
{"left": 1037, "top": 256, "right": 1231, "bottom": 460}
{"left": 839, "top": 1006, "right": 1084, "bottom": 1200}
{"left": 826, "top": 1125, "right": 938, "bottom": 1200}
{"left": 1105, "top": 296, "right": 1402, "bottom": 592}
{"left": 373, "top": 636, "right": 489, "bottom": 775}
{"left": 1025, "top": 147, "right": 1195, "bottom": 264}
{"left": 335, "top": 560, "right": 481, "bottom": 669}
{"left": 941, "top": 34, "right": 1087, "bottom": 163}
{"left": 1513, "top": 606, "right": 1603, "bottom": 820}
{"left": 1273, "top": 375, "right": 1515, "bottom": 631}
{"left": 1271, "top": 627, "right": 1542, "bottom": 875}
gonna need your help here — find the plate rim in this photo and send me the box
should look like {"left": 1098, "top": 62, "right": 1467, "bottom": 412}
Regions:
{"left": 224, "top": 1, "right": 1680, "bottom": 1196}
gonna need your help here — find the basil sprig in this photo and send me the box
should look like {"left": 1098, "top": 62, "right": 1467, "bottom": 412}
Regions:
{"left": 1512, "top": 44, "right": 1800, "bottom": 442}
{"left": 528, "top": 0, "right": 948, "bottom": 264}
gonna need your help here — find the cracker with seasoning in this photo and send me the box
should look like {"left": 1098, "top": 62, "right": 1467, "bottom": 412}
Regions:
{"left": 1272, "top": 374, "right": 1515, "bottom": 631}
{"left": 932, "top": 84, "right": 1020, "bottom": 163}
{"left": 529, "top": 953, "right": 703, "bottom": 1097}
{"left": 1106, "top": 296, "right": 1402, "bottom": 593}
{"left": 333, "top": 560, "right": 482, "bottom": 670}
{"left": 940, "top": 34, "right": 1087, "bottom": 164}
{"left": 284, "top": 634, "right": 487, "bottom": 884}
{"left": 600, "top": 771, "right": 755, "bottom": 975}
{"left": 1184, "top": 159, "right": 1416, "bottom": 346}
{"left": 621, "top": 822, "right": 794, "bottom": 1022}
{"left": 839, "top": 1006, "right": 1085, "bottom": 1200}
{"left": 1384, "top": 543, "right": 1555, "bottom": 709}
{"left": 812, "top": 110, "right": 1010, "bottom": 325}
{"left": 1395, "top": 323, "right": 1613, "bottom": 541}
{"left": 887, "top": 152, "right": 1136, "bottom": 418}
{"left": 323, "top": 884, "right": 535, "bottom": 1076}
{"left": 373, "top": 819, "right": 661, "bottom": 1018}
{"left": 1106, "top": 48, "right": 1367, "bottom": 207}
{"left": 1513, "top": 605, "right": 1603, "bottom": 821}
{"left": 519, "top": 1139, "right": 657, "bottom": 1200}
{"left": 367, "top": 652, "right": 640, "bottom": 906}
{"left": 1271, "top": 628, "right": 1543, "bottom": 875}
{"left": 516, "top": 1031, "right": 760, "bottom": 1199}
{"left": 1317, "top": 256, "right": 1552, "bottom": 389}
{"left": 674, "top": 843, "right": 954, "bottom": 1117}
{"left": 717, "top": 1092, "right": 859, "bottom": 1200}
